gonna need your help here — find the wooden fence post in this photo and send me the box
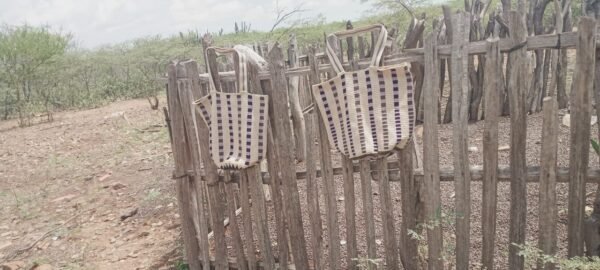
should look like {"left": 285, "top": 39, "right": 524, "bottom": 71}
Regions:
{"left": 314, "top": 41, "right": 342, "bottom": 270}
{"left": 287, "top": 34, "right": 307, "bottom": 163}
{"left": 507, "top": 11, "right": 529, "bottom": 270}
{"left": 423, "top": 32, "right": 444, "bottom": 270}
{"left": 264, "top": 44, "right": 310, "bottom": 270}
{"left": 305, "top": 46, "right": 325, "bottom": 270}
{"left": 189, "top": 58, "right": 230, "bottom": 270}
{"left": 246, "top": 59, "right": 290, "bottom": 269}
{"left": 538, "top": 96, "right": 558, "bottom": 270}
{"left": 450, "top": 12, "right": 472, "bottom": 270}
{"left": 567, "top": 17, "right": 596, "bottom": 257}
{"left": 180, "top": 60, "right": 213, "bottom": 270}
{"left": 398, "top": 144, "right": 417, "bottom": 270}
{"left": 166, "top": 63, "right": 202, "bottom": 270}
{"left": 481, "top": 39, "right": 500, "bottom": 270}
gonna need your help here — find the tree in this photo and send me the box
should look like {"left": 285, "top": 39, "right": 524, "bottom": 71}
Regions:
{"left": 0, "top": 25, "right": 71, "bottom": 124}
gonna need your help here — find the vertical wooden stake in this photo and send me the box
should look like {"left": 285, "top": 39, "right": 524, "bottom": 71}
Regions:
{"left": 166, "top": 63, "right": 202, "bottom": 270}
{"left": 423, "top": 32, "right": 443, "bottom": 270}
{"left": 180, "top": 60, "right": 213, "bottom": 270}
{"left": 398, "top": 144, "right": 417, "bottom": 270}
{"left": 224, "top": 173, "right": 248, "bottom": 270}
{"left": 247, "top": 61, "right": 290, "bottom": 269}
{"left": 247, "top": 166, "right": 276, "bottom": 270}
{"left": 481, "top": 39, "right": 501, "bottom": 270}
{"left": 567, "top": 17, "right": 596, "bottom": 257}
{"left": 342, "top": 157, "right": 358, "bottom": 270}
{"left": 538, "top": 97, "right": 558, "bottom": 270}
{"left": 450, "top": 12, "right": 472, "bottom": 270}
{"left": 507, "top": 11, "right": 529, "bottom": 270}
{"left": 239, "top": 170, "right": 257, "bottom": 270}
{"left": 359, "top": 159, "right": 378, "bottom": 269}
{"left": 287, "top": 34, "right": 307, "bottom": 163}
{"left": 306, "top": 47, "right": 325, "bottom": 270}
{"left": 264, "top": 44, "right": 310, "bottom": 270}
{"left": 378, "top": 156, "right": 400, "bottom": 270}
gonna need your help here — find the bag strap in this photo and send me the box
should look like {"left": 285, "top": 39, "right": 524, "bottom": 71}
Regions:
{"left": 325, "top": 24, "right": 388, "bottom": 74}
{"left": 205, "top": 47, "right": 248, "bottom": 93}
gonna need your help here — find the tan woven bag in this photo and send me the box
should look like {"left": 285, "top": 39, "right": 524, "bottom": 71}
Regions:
{"left": 311, "top": 24, "right": 415, "bottom": 159}
{"left": 194, "top": 47, "right": 269, "bottom": 169}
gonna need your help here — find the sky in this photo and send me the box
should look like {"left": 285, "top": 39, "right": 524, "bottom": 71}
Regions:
{"left": 0, "top": 0, "right": 375, "bottom": 48}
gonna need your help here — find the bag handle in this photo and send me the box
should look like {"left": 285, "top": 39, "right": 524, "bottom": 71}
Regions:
{"left": 326, "top": 24, "right": 388, "bottom": 74}
{"left": 205, "top": 47, "right": 248, "bottom": 93}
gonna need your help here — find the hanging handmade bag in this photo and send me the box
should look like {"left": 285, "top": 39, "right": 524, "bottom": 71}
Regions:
{"left": 311, "top": 24, "right": 415, "bottom": 159}
{"left": 194, "top": 47, "right": 269, "bottom": 170}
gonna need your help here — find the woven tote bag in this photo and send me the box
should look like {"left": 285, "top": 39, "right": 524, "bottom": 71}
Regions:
{"left": 194, "top": 47, "right": 269, "bottom": 170}
{"left": 312, "top": 24, "right": 415, "bottom": 159}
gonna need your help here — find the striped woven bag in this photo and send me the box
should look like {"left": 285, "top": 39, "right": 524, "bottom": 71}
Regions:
{"left": 194, "top": 47, "right": 269, "bottom": 170}
{"left": 311, "top": 24, "right": 415, "bottom": 159}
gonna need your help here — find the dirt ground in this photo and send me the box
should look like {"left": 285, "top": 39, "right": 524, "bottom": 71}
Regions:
{"left": 1, "top": 94, "right": 599, "bottom": 270}
{"left": 0, "top": 98, "right": 182, "bottom": 270}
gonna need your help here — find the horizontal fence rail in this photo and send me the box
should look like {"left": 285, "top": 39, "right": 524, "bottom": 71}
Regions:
{"left": 195, "top": 31, "right": 600, "bottom": 82}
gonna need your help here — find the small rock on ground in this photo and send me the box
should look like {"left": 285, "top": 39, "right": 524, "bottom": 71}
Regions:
{"left": 32, "top": 264, "right": 53, "bottom": 270}
{"left": 0, "top": 261, "right": 25, "bottom": 270}
{"left": 120, "top": 207, "right": 138, "bottom": 221}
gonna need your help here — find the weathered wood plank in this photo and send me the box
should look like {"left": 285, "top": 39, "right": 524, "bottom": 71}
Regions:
{"left": 239, "top": 170, "right": 257, "bottom": 270}
{"left": 398, "top": 144, "right": 418, "bottom": 270}
{"left": 339, "top": 25, "right": 359, "bottom": 270}
{"left": 567, "top": 17, "right": 596, "bottom": 257}
{"left": 287, "top": 36, "right": 306, "bottom": 163}
{"left": 224, "top": 174, "right": 248, "bottom": 270}
{"left": 194, "top": 53, "right": 230, "bottom": 270}
{"left": 342, "top": 156, "right": 358, "bottom": 270}
{"left": 305, "top": 47, "right": 325, "bottom": 270}
{"left": 359, "top": 160, "right": 378, "bottom": 269}
{"left": 422, "top": 32, "right": 443, "bottom": 270}
{"left": 180, "top": 60, "right": 212, "bottom": 270}
{"left": 246, "top": 166, "right": 276, "bottom": 270}
{"left": 309, "top": 41, "right": 341, "bottom": 269}
{"left": 450, "top": 12, "right": 472, "bottom": 270}
{"left": 317, "top": 110, "right": 341, "bottom": 270}
{"left": 507, "top": 11, "right": 529, "bottom": 270}
{"left": 538, "top": 97, "right": 558, "bottom": 270}
{"left": 167, "top": 62, "right": 202, "bottom": 270}
{"left": 248, "top": 62, "right": 290, "bottom": 269}
{"left": 264, "top": 45, "right": 310, "bottom": 269}
{"left": 377, "top": 156, "right": 400, "bottom": 270}
{"left": 206, "top": 186, "right": 228, "bottom": 270}
{"left": 481, "top": 39, "right": 500, "bottom": 270}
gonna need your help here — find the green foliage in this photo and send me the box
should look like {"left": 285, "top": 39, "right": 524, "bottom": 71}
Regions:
{"left": 408, "top": 208, "right": 460, "bottom": 269}
{"left": 174, "top": 260, "right": 190, "bottom": 270}
{"left": 591, "top": 139, "right": 600, "bottom": 156}
{"left": 0, "top": 24, "right": 71, "bottom": 124}
{"left": 352, "top": 257, "right": 383, "bottom": 270}
{"left": 514, "top": 242, "right": 600, "bottom": 270}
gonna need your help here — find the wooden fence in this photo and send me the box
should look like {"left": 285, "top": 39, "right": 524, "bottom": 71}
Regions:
{"left": 165, "top": 11, "right": 600, "bottom": 270}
